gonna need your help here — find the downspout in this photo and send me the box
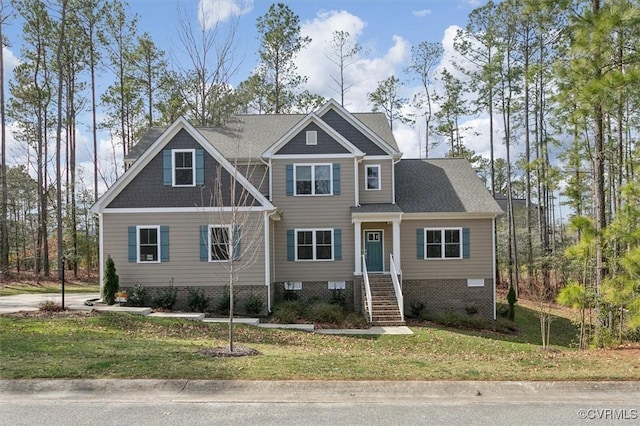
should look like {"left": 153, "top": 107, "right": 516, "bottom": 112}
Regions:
{"left": 265, "top": 209, "right": 279, "bottom": 313}
{"left": 98, "top": 213, "right": 104, "bottom": 301}
{"left": 492, "top": 215, "right": 497, "bottom": 320}
{"left": 392, "top": 156, "right": 402, "bottom": 204}
{"left": 354, "top": 156, "right": 362, "bottom": 207}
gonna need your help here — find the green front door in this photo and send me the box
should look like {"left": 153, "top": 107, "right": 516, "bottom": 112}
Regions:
{"left": 365, "top": 231, "right": 383, "bottom": 272}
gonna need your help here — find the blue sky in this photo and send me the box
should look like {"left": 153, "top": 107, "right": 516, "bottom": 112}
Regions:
{"left": 4, "top": 0, "right": 493, "bottom": 186}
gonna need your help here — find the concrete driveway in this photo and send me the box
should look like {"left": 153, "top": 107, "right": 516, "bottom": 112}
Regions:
{"left": 0, "top": 293, "right": 100, "bottom": 314}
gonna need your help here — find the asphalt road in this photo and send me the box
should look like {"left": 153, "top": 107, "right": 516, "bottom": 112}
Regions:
{"left": 1, "top": 380, "right": 640, "bottom": 426}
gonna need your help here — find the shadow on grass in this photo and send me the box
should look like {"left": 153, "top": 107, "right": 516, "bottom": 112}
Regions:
{"left": 408, "top": 303, "right": 580, "bottom": 349}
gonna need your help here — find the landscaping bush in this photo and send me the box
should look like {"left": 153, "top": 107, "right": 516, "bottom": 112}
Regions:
{"left": 282, "top": 289, "right": 299, "bottom": 301}
{"left": 343, "top": 312, "right": 368, "bottom": 328}
{"left": 153, "top": 280, "right": 177, "bottom": 310}
{"left": 244, "top": 293, "right": 264, "bottom": 316}
{"left": 39, "top": 300, "right": 64, "bottom": 312}
{"left": 187, "top": 288, "right": 210, "bottom": 312}
{"left": 306, "top": 302, "right": 344, "bottom": 324}
{"left": 103, "top": 255, "right": 119, "bottom": 305}
{"left": 329, "top": 289, "right": 346, "bottom": 307}
{"left": 128, "top": 282, "right": 147, "bottom": 307}
{"left": 215, "top": 288, "right": 237, "bottom": 315}
{"left": 272, "top": 300, "right": 305, "bottom": 323}
{"left": 409, "top": 301, "right": 427, "bottom": 319}
{"left": 465, "top": 305, "right": 478, "bottom": 316}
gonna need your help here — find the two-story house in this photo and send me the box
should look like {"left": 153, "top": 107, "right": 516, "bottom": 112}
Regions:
{"left": 91, "top": 99, "right": 502, "bottom": 324}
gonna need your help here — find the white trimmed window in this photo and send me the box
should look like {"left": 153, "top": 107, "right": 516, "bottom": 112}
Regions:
{"left": 296, "top": 229, "right": 333, "bottom": 260}
{"left": 209, "top": 225, "right": 231, "bottom": 262}
{"left": 365, "top": 165, "right": 381, "bottom": 190}
{"left": 425, "top": 228, "right": 462, "bottom": 259}
{"left": 295, "top": 164, "right": 332, "bottom": 195}
{"left": 173, "top": 149, "right": 195, "bottom": 186}
{"left": 138, "top": 226, "right": 160, "bottom": 263}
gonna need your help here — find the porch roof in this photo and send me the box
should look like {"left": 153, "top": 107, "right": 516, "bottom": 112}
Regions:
{"left": 351, "top": 203, "right": 403, "bottom": 214}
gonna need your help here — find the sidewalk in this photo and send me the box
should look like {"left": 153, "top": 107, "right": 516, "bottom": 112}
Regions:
{"left": 2, "top": 379, "right": 640, "bottom": 403}
{"left": 0, "top": 293, "right": 413, "bottom": 335}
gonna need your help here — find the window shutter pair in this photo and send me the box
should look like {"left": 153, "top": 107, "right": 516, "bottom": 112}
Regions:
{"left": 286, "top": 229, "right": 342, "bottom": 261}
{"left": 416, "top": 228, "right": 470, "bottom": 259}
{"left": 162, "top": 149, "right": 204, "bottom": 186}
{"left": 199, "top": 225, "right": 242, "bottom": 261}
{"left": 128, "top": 226, "right": 169, "bottom": 262}
{"left": 285, "top": 164, "right": 340, "bottom": 195}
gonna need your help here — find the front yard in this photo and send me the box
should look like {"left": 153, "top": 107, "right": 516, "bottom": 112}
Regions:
{"left": 1, "top": 303, "right": 639, "bottom": 380}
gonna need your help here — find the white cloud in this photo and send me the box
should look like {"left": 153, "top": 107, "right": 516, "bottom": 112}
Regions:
{"left": 3, "top": 47, "right": 20, "bottom": 79}
{"left": 412, "top": 9, "right": 432, "bottom": 17}
{"left": 198, "top": 0, "right": 253, "bottom": 29}
{"left": 297, "top": 10, "right": 410, "bottom": 112}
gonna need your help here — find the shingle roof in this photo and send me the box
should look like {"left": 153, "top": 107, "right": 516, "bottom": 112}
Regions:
{"left": 125, "top": 112, "right": 397, "bottom": 163}
{"left": 395, "top": 159, "right": 503, "bottom": 214}
{"left": 351, "top": 203, "right": 403, "bottom": 214}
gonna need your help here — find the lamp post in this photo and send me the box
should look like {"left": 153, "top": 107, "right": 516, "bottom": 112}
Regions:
{"left": 61, "top": 256, "right": 66, "bottom": 310}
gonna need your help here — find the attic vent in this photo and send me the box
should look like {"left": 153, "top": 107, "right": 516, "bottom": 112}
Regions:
{"left": 306, "top": 131, "right": 317, "bottom": 145}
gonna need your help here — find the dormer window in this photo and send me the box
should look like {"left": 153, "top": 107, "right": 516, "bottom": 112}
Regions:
{"left": 173, "top": 149, "right": 195, "bottom": 186}
{"left": 306, "top": 130, "right": 317, "bottom": 145}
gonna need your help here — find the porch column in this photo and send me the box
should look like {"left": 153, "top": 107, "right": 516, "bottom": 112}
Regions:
{"left": 354, "top": 219, "right": 362, "bottom": 274}
{"left": 392, "top": 219, "right": 401, "bottom": 271}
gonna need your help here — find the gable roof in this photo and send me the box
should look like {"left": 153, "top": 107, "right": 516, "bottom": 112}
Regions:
{"left": 125, "top": 100, "right": 400, "bottom": 165}
{"left": 395, "top": 159, "right": 502, "bottom": 215}
{"left": 91, "top": 117, "right": 275, "bottom": 213}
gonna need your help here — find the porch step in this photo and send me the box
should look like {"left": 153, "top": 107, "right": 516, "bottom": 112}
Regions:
{"left": 363, "top": 274, "right": 405, "bottom": 326}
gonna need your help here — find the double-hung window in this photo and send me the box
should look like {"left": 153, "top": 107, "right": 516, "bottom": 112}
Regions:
{"left": 173, "top": 149, "right": 195, "bottom": 186}
{"left": 138, "top": 226, "right": 160, "bottom": 262}
{"left": 425, "top": 228, "right": 462, "bottom": 259}
{"left": 295, "top": 164, "right": 331, "bottom": 195}
{"left": 296, "top": 229, "right": 333, "bottom": 260}
{"left": 365, "top": 165, "right": 381, "bottom": 190}
{"left": 209, "top": 225, "right": 231, "bottom": 262}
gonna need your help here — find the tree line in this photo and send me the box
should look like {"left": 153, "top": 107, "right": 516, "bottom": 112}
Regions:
{"left": 1, "top": 0, "right": 639, "bottom": 344}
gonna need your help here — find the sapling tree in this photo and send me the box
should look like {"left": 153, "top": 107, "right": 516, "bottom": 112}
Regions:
{"left": 103, "top": 255, "right": 119, "bottom": 305}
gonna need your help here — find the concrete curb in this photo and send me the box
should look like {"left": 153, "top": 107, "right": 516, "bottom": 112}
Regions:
{"left": 2, "top": 380, "right": 640, "bottom": 403}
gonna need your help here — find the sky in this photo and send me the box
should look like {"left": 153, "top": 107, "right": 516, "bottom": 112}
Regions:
{"left": 3, "top": 0, "right": 495, "bottom": 189}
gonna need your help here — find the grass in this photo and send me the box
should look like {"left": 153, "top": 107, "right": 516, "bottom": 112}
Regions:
{"left": 1, "top": 302, "right": 639, "bottom": 380}
{"left": 0, "top": 279, "right": 99, "bottom": 296}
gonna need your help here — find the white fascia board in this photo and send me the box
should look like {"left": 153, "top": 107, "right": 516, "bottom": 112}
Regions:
{"left": 102, "top": 206, "right": 275, "bottom": 214}
{"left": 269, "top": 153, "right": 357, "bottom": 160}
{"left": 262, "top": 113, "right": 365, "bottom": 158}
{"left": 315, "top": 100, "right": 401, "bottom": 158}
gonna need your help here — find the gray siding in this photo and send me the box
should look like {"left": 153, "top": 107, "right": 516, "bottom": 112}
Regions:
{"left": 276, "top": 123, "right": 350, "bottom": 155}
{"left": 108, "top": 129, "right": 257, "bottom": 208}
{"left": 400, "top": 218, "right": 494, "bottom": 280}
{"left": 271, "top": 157, "right": 355, "bottom": 282}
{"left": 102, "top": 212, "right": 266, "bottom": 288}
{"left": 321, "top": 110, "right": 387, "bottom": 155}
{"left": 359, "top": 159, "right": 393, "bottom": 204}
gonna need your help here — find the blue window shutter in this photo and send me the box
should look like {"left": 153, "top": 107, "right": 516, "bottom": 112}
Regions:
{"left": 287, "top": 229, "right": 295, "bottom": 261}
{"left": 163, "top": 150, "right": 172, "bottom": 186}
{"left": 416, "top": 229, "right": 424, "bottom": 259}
{"left": 160, "top": 226, "right": 169, "bottom": 262}
{"left": 195, "top": 149, "right": 204, "bottom": 185}
{"left": 128, "top": 226, "right": 137, "bottom": 262}
{"left": 332, "top": 163, "right": 340, "bottom": 195}
{"left": 463, "top": 228, "right": 470, "bottom": 259}
{"left": 199, "top": 225, "right": 209, "bottom": 261}
{"left": 286, "top": 164, "right": 293, "bottom": 196}
{"left": 233, "top": 226, "right": 242, "bottom": 261}
{"left": 334, "top": 229, "right": 342, "bottom": 260}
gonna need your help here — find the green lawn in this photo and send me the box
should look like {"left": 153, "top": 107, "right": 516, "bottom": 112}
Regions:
{"left": 1, "top": 303, "right": 639, "bottom": 380}
{"left": 0, "top": 279, "right": 99, "bottom": 296}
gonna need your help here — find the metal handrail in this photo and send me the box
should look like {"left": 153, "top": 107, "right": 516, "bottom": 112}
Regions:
{"left": 389, "top": 254, "right": 404, "bottom": 321}
{"left": 362, "top": 254, "right": 373, "bottom": 323}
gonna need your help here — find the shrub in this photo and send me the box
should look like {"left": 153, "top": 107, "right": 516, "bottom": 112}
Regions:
{"left": 128, "top": 282, "right": 147, "bottom": 307}
{"left": 409, "top": 301, "right": 427, "bottom": 319}
{"left": 343, "top": 312, "right": 368, "bottom": 328}
{"left": 465, "top": 305, "right": 478, "bottom": 316}
{"left": 103, "top": 255, "right": 119, "bottom": 305}
{"left": 507, "top": 285, "right": 517, "bottom": 321}
{"left": 187, "top": 288, "right": 210, "bottom": 312}
{"left": 272, "top": 300, "right": 305, "bottom": 323}
{"left": 39, "top": 300, "right": 64, "bottom": 312}
{"left": 282, "top": 289, "right": 299, "bottom": 301}
{"left": 329, "top": 289, "right": 346, "bottom": 307}
{"left": 244, "top": 293, "right": 264, "bottom": 316}
{"left": 307, "top": 302, "right": 344, "bottom": 324}
{"left": 216, "top": 288, "right": 237, "bottom": 315}
{"left": 153, "top": 280, "right": 177, "bottom": 310}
